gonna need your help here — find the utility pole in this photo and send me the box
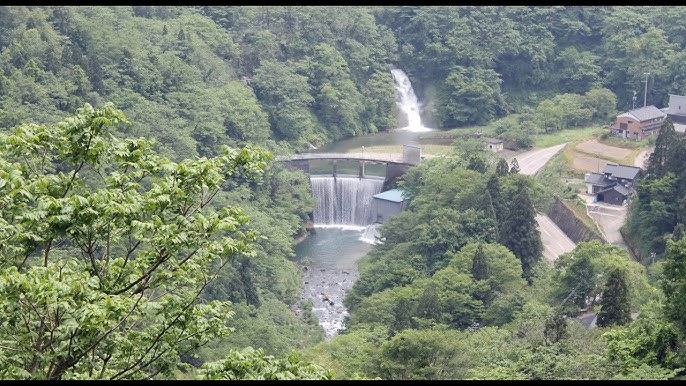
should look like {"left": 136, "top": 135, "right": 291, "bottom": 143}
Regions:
{"left": 642, "top": 72, "right": 650, "bottom": 107}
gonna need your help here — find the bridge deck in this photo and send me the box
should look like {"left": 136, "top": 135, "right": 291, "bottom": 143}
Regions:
{"left": 280, "top": 152, "right": 405, "bottom": 163}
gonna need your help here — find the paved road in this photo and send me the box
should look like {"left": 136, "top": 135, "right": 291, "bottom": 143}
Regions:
{"left": 586, "top": 203, "right": 628, "bottom": 246}
{"left": 513, "top": 143, "right": 575, "bottom": 263}
{"left": 535, "top": 214, "right": 576, "bottom": 263}
{"left": 509, "top": 143, "right": 568, "bottom": 176}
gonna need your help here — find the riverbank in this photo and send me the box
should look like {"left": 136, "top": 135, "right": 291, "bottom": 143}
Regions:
{"left": 292, "top": 227, "right": 372, "bottom": 340}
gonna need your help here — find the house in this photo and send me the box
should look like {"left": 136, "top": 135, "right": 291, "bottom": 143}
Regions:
{"left": 584, "top": 163, "right": 641, "bottom": 205}
{"left": 664, "top": 94, "right": 686, "bottom": 134}
{"left": 373, "top": 189, "right": 408, "bottom": 223}
{"left": 610, "top": 105, "right": 667, "bottom": 141}
{"left": 480, "top": 137, "right": 504, "bottom": 152}
{"left": 584, "top": 172, "right": 615, "bottom": 195}
{"left": 603, "top": 163, "right": 641, "bottom": 189}
{"left": 597, "top": 184, "right": 631, "bottom": 206}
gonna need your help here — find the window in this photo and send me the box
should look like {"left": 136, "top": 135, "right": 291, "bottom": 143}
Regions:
{"left": 377, "top": 214, "right": 383, "bottom": 223}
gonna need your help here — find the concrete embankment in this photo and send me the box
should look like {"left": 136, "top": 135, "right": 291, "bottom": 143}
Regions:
{"left": 547, "top": 197, "right": 605, "bottom": 244}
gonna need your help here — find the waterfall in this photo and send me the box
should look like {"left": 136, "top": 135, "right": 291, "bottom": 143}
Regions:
{"left": 359, "top": 223, "right": 381, "bottom": 244}
{"left": 391, "top": 68, "right": 432, "bottom": 132}
{"left": 310, "top": 176, "right": 384, "bottom": 228}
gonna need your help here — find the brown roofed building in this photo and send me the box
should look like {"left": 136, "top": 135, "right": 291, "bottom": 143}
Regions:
{"left": 610, "top": 105, "right": 667, "bottom": 141}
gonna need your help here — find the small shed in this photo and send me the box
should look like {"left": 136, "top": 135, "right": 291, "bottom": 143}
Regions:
{"left": 373, "top": 189, "right": 408, "bottom": 224}
{"left": 480, "top": 137, "right": 504, "bottom": 152}
{"left": 597, "top": 184, "right": 630, "bottom": 206}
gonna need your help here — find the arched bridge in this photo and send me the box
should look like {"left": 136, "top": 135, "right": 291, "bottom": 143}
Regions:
{"left": 285, "top": 152, "right": 405, "bottom": 163}
{"left": 276, "top": 145, "right": 422, "bottom": 180}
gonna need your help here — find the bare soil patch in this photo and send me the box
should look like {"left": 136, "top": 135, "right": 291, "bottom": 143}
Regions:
{"left": 571, "top": 154, "right": 611, "bottom": 173}
{"left": 576, "top": 140, "right": 631, "bottom": 159}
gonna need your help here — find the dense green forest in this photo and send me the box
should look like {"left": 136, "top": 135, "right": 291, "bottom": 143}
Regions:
{"left": 1, "top": 5, "right": 686, "bottom": 380}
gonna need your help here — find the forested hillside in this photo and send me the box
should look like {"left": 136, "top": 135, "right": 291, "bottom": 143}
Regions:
{"left": 1, "top": 5, "right": 686, "bottom": 380}
{"left": 0, "top": 6, "right": 398, "bottom": 156}
{"left": 3, "top": 7, "right": 686, "bottom": 150}
{"left": 625, "top": 118, "right": 686, "bottom": 260}
{"left": 304, "top": 147, "right": 680, "bottom": 380}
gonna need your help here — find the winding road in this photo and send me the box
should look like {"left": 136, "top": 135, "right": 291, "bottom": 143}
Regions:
{"left": 511, "top": 144, "right": 576, "bottom": 263}
{"left": 508, "top": 143, "right": 568, "bottom": 176}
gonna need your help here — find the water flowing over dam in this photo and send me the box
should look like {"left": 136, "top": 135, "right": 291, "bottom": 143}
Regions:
{"left": 310, "top": 175, "right": 384, "bottom": 228}
{"left": 294, "top": 68, "right": 425, "bottom": 341}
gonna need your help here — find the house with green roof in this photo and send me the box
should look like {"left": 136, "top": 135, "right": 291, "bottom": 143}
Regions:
{"left": 372, "top": 188, "right": 408, "bottom": 223}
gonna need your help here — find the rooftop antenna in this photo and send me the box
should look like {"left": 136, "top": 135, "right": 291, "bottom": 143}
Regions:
{"left": 642, "top": 72, "right": 650, "bottom": 107}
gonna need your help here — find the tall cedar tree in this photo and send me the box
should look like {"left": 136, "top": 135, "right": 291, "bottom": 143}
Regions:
{"left": 509, "top": 157, "right": 520, "bottom": 174}
{"left": 486, "top": 174, "right": 507, "bottom": 225}
{"left": 471, "top": 244, "right": 492, "bottom": 306}
{"left": 471, "top": 244, "right": 488, "bottom": 281}
{"left": 501, "top": 189, "right": 542, "bottom": 282}
{"left": 673, "top": 223, "right": 686, "bottom": 242}
{"left": 597, "top": 268, "right": 631, "bottom": 327}
{"left": 662, "top": 237, "right": 686, "bottom": 335}
{"left": 495, "top": 158, "right": 509, "bottom": 177}
{"left": 647, "top": 117, "right": 676, "bottom": 179}
{"left": 544, "top": 312, "right": 569, "bottom": 344}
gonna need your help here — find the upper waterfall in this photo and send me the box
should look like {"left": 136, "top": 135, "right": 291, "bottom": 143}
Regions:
{"left": 391, "top": 68, "right": 432, "bottom": 132}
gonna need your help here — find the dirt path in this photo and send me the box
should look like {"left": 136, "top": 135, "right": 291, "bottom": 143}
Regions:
{"left": 634, "top": 147, "right": 653, "bottom": 169}
{"left": 586, "top": 204, "right": 628, "bottom": 246}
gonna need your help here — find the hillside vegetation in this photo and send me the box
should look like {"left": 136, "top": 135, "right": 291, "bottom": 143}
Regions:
{"left": 1, "top": 5, "right": 686, "bottom": 380}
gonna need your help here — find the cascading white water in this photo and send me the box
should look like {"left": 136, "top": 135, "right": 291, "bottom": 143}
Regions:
{"left": 300, "top": 175, "right": 383, "bottom": 340}
{"left": 310, "top": 175, "right": 384, "bottom": 228}
{"left": 391, "top": 68, "right": 432, "bottom": 132}
{"left": 296, "top": 72, "right": 427, "bottom": 340}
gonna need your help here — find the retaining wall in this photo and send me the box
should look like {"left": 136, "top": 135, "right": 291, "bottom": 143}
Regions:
{"left": 547, "top": 197, "right": 605, "bottom": 244}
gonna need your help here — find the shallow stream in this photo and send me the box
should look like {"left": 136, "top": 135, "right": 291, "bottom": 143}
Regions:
{"left": 291, "top": 68, "right": 432, "bottom": 340}
{"left": 293, "top": 227, "right": 373, "bottom": 340}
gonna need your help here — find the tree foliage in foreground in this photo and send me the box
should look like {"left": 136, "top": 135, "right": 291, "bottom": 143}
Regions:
{"left": 0, "top": 103, "right": 279, "bottom": 379}
{"left": 625, "top": 117, "right": 686, "bottom": 260}
{"left": 197, "top": 347, "right": 333, "bottom": 380}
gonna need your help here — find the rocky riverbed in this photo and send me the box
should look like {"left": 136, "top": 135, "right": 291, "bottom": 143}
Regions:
{"left": 291, "top": 227, "right": 374, "bottom": 340}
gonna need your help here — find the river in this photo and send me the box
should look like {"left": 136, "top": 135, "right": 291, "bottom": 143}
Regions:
{"left": 291, "top": 68, "right": 433, "bottom": 340}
